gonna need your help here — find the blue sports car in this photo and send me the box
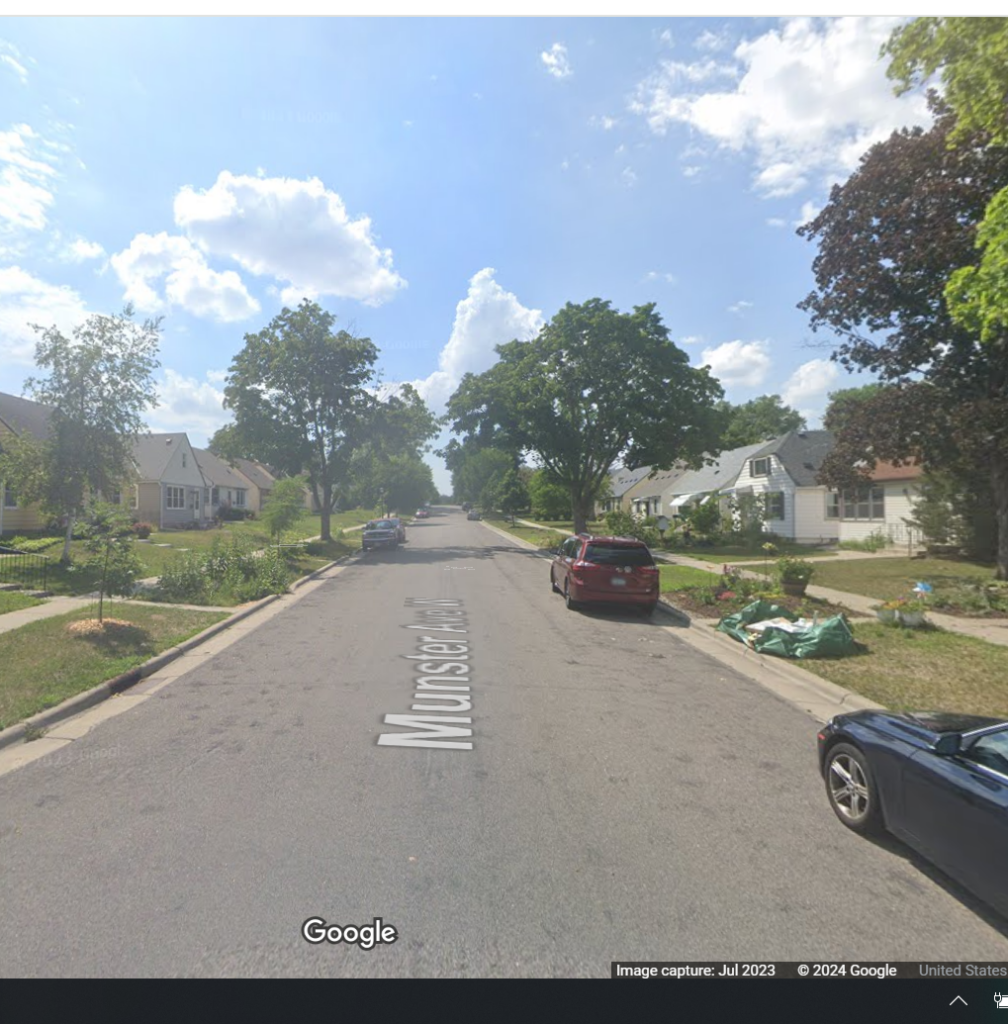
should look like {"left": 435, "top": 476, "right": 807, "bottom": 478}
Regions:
{"left": 818, "top": 710, "right": 1008, "bottom": 919}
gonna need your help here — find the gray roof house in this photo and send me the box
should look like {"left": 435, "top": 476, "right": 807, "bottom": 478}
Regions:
{"left": 664, "top": 442, "right": 770, "bottom": 512}
{"left": 130, "top": 433, "right": 210, "bottom": 529}
{"left": 597, "top": 464, "right": 655, "bottom": 514}
{"left": 193, "top": 448, "right": 251, "bottom": 517}
{"left": 232, "top": 458, "right": 277, "bottom": 512}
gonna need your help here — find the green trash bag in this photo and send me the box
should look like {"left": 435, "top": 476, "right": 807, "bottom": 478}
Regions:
{"left": 717, "top": 599, "right": 857, "bottom": 659}
{"left": 717, "top": 599, "right": 794, "bottom": 644}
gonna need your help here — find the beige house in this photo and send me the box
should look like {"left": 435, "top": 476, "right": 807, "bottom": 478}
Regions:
{"left": 624, "top": 465, "right": 690, "bottom": 518}
{"left": 0, "top": 392, "right": 52, "bottom": 535}
{"left": 596, "top": 465, "right": 654, "bottom": 516}
{"left": 232, "top": 458, "right": 277, "bottom": 513}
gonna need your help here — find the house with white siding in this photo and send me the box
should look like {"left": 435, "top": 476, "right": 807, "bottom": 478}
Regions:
{"left": 727, "top": 431, "right": 838, "bottom": 544}
{"left": 835, "top": 460, "right": 923, "bottom": 548}
{"left": 130, "top": 434, "right": 210, "bottom": 529}
{"left": 663, "top": 442, "right": 768, "bottom": 518}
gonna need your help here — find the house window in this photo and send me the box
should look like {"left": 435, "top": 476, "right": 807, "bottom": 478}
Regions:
{"left": 750, "top": 457, "right": 771, "bottom": 477}
{"left": 182, "top": 453, "right": 187, "bottom": 468}
{"left": 204, "top": 488, "right": 210, "bottom": 504}
{"left": 764, "top": 491, "right": 785, "bottom": 520}
{"left": 129, "top": 490, "right": 138, "bottom": 509}
{"left": 234, "top": 490, "right": 246, "bottom": 507}
{"left": 2, "top": 485, "right": 16, "bottom": 508}
{"left": 840, "top": 486, "right": 885, "bottom": 521}
{"left": 166, "top": 486, "right": 185, "bottom": 509}
{"left": 825, "top": 492, "right": 840, "bottom": 519}
{"left": 111, "top": 488, "right": 122, "bottom": 505}
{"left": 212, "top": 487, "right": 219, "bottom": 505}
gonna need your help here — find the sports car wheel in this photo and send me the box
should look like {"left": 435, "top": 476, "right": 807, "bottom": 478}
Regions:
{"left": 551, "top": 568, "right": 561, "bottom": 594}
{"left": 825, "top": 743, "right": 883, "bottom": 835}
{"left": 564, "top": 579, "right": 578, "bottom": 611}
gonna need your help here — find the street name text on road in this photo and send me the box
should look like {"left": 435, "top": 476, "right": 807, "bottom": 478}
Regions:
{"left": 377, "top": 599, "right": 474, "bottom": 750}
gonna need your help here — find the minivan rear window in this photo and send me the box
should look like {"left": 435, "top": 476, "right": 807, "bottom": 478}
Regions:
{"left": 583, "top": 544, "right": 654, "bottom": 567}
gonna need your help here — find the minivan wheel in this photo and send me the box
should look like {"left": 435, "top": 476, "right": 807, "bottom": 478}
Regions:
{"left": 564, "top": 580, "right": 578, "bottom": 611}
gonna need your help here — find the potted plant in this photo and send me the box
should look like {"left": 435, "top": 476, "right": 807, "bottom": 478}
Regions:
{"left": 874, "top": 597, "right": 906, "bottom": 624}
{"left": 777, "top": 555, "right": 815, "bottom": 597}
{"left": 898, "top": 593, "right": 929, "bottom": 627}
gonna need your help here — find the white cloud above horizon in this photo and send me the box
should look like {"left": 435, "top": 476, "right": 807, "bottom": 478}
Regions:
{"left": 110, "top": 231, "right": 261, "bottom": 322}
{"left": 0, "top": 266, "right": 89, "bottom": 367}
{"left": 541, "top": 42, "right": 572, "bottom": 79}
{"left": 0, "top": 124, "right": 59, "bottom": 238}
{"left": 699, "top": 339, "right": 771, "bottom": 389}
{"left": 147, "top": 368, "right": 229, "bottom": 443}
{"left": 780, "top": 357, "right": 839, "bottom": 415}
{"left": 631, "top": 16, "right": 931, "bottom": 199}
{"left": 173, "top": 171, "right": 407, "bottom": 308}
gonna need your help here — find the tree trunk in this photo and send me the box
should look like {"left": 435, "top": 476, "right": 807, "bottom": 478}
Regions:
{"left": 992, "top": 455, "right": 1008, "bottom": 581}
{"left": 320, "top": 484, "right": 332, "bottom": 541}
{"left": 61, "top": 511, "right": 75, "bottom": 564}
{"left": 571, "top": 489, "right": 593, "bottom": 536}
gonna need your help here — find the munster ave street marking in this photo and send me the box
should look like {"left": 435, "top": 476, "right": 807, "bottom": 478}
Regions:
{"left": 377, "top": 599, "right": 474, "bottom": 750}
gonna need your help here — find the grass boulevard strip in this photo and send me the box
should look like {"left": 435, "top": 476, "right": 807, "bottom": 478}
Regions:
{"left": 377, "top": 598, "right": 474, "bottom": 750}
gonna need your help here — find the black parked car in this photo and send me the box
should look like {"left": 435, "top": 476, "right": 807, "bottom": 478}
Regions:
{"left": 818, "top": 710, "right": 1008, "bottom": 918}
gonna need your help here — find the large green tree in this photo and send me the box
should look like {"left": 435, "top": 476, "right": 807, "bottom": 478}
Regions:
{"left": 717, "top": 394, "right": 806, "bottom": 448}
{"left": 223, "top": 300, "right": 377, "bottom": 541}
{"left": 445, "top": 299, "right": 725, "bottom": 534}
{"left": 798, "top": 99, "right": 1008, "bottom": 576}
{"left": 821, "top": 384, "right": 883, "bottom": 435}
{"left": 885, "top": 19, "right": 1008, "bottom": 344}
{"left": 0, "top": 307, "right": 161, "bottom": 562}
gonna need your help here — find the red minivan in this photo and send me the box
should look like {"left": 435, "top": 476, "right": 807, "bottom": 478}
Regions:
{"left": 550, "top": 534, "right": 660, "bottom": 616}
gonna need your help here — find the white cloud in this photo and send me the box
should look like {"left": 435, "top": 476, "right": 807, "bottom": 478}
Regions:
{"left": 657, "top": 29, "right": 674, "bottom": 47}
{"left": 766, "top": 217, "right": 787, "bottom": 228}
{"left": 0, "top": 124, "right": 59, "bottom": 234}
{"left": 795, "top": 200, "right": 821, "bottom": 227}
{"left": 780, "top": 358, "right": 839, "bottom": 409}
{"left": 644, "top": 270, "right": 677, "bottom": 284}
{"left": 110, "top": 231, "right": 260, "bottom": 322}
{"left": 621, "top": 166, "right": 637, "bottom": 188}
{"left": 148, "top": 368, "right": 229, "bottom": 442}
{"left": 1, "top": 54, "right": 27, "bottom": 83}
{"left": 63, "top": 237, "right": 105, "bottom": 262}
{"left": 541, "top": 42, "right": 572, "bottom": 79}
{"left": 590, "top": 114, "right": 617, "bottom": 130}
{"left": 728, "top": 300, "right": 753, "bottom": 314}
{"left": 174, "top": 171, "right": 406, "bottom": 308}
{"left": 631, "top": 17, "right": 931, "bottom": 199}
{"left": 0, "top": 266, "right": 89, "bottom": 366}
{"left": 682, "top": 165, "right": 702, "bottom": 178}
{"left": 694, "top": 28, "right": 731, "bottom": 53}
{"left": 699, "top": 339, "right": 771, "bottom": 388}
{"left": 678, "top": 335, "right": 702, "bottom": 346}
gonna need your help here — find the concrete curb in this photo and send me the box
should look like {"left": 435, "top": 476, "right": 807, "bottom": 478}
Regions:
{"left": 0, "top": 552, "right": 357, "bottom": 753}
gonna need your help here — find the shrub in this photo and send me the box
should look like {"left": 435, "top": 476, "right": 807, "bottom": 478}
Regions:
{"left": 158, "top": 551, "right": 209, "bottom": 602}
{"left": 777, "top": 556, "right": 815, "bottom": 584}
{"left": 838, "top": 530, "right": 889, "bottom": 553}
{"left": 131, "top": 521, "right": 154, "bottom": 539}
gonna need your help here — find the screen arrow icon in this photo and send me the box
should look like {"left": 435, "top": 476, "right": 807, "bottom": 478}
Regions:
{"left": 949, "top": 996, "right": 967, "bottom": 1006}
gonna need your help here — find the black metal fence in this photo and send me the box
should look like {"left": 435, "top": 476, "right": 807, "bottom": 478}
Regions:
{"left": 0, "top": 546, "right": 49, "bottom": 592}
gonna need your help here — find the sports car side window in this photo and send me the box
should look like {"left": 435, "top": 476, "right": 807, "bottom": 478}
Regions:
{"left": 963, "top": 731, "right": 1008, "bottom": 777}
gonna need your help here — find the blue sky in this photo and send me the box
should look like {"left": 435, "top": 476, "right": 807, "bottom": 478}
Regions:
{"left": 0, "top": 16, "right": 934, "bottom": 492}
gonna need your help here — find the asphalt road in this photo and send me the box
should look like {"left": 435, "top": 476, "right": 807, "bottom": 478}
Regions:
{"left": 1, "top": 508, "right": 1006, "bottom": 977}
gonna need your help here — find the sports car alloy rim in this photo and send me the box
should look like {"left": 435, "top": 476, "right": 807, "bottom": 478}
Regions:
{"left": 828, "top": 754, "right": 869, "bottom": 821}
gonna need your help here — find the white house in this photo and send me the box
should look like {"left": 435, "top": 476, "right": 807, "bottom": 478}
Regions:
{"left": 835, "top": 460, "right": 923, "bottom": 548}
{"left": 727, "top": 431, "right": 839, "bottom": 544}
{"left": 131, "top": 434, "right": 211, "bottom": 529}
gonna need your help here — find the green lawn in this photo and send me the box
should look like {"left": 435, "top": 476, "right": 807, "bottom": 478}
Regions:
{"left": 0, "top": 591, "right": 44, "bottom": 616}
{"left": 679, "top": 544, "right": 837, "bottom": 563}
{"left": 800, "top": 621, "right": 1008, "bottom": 718}
{"left": 658, "top": 564, "right": 719, "bottom": 590}
{"left": 796, "top": 556, "right": 994, "bottom": 601}
{"left": 0, "top": 604, "right": 228, "bottom": 730}
{"left": 484, "top": 518, "right": 569, "bottom": 548}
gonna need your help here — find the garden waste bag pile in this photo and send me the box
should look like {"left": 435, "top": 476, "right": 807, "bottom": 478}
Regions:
{"left": 717, "top": 599, "right": 857, "bottom": 659}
